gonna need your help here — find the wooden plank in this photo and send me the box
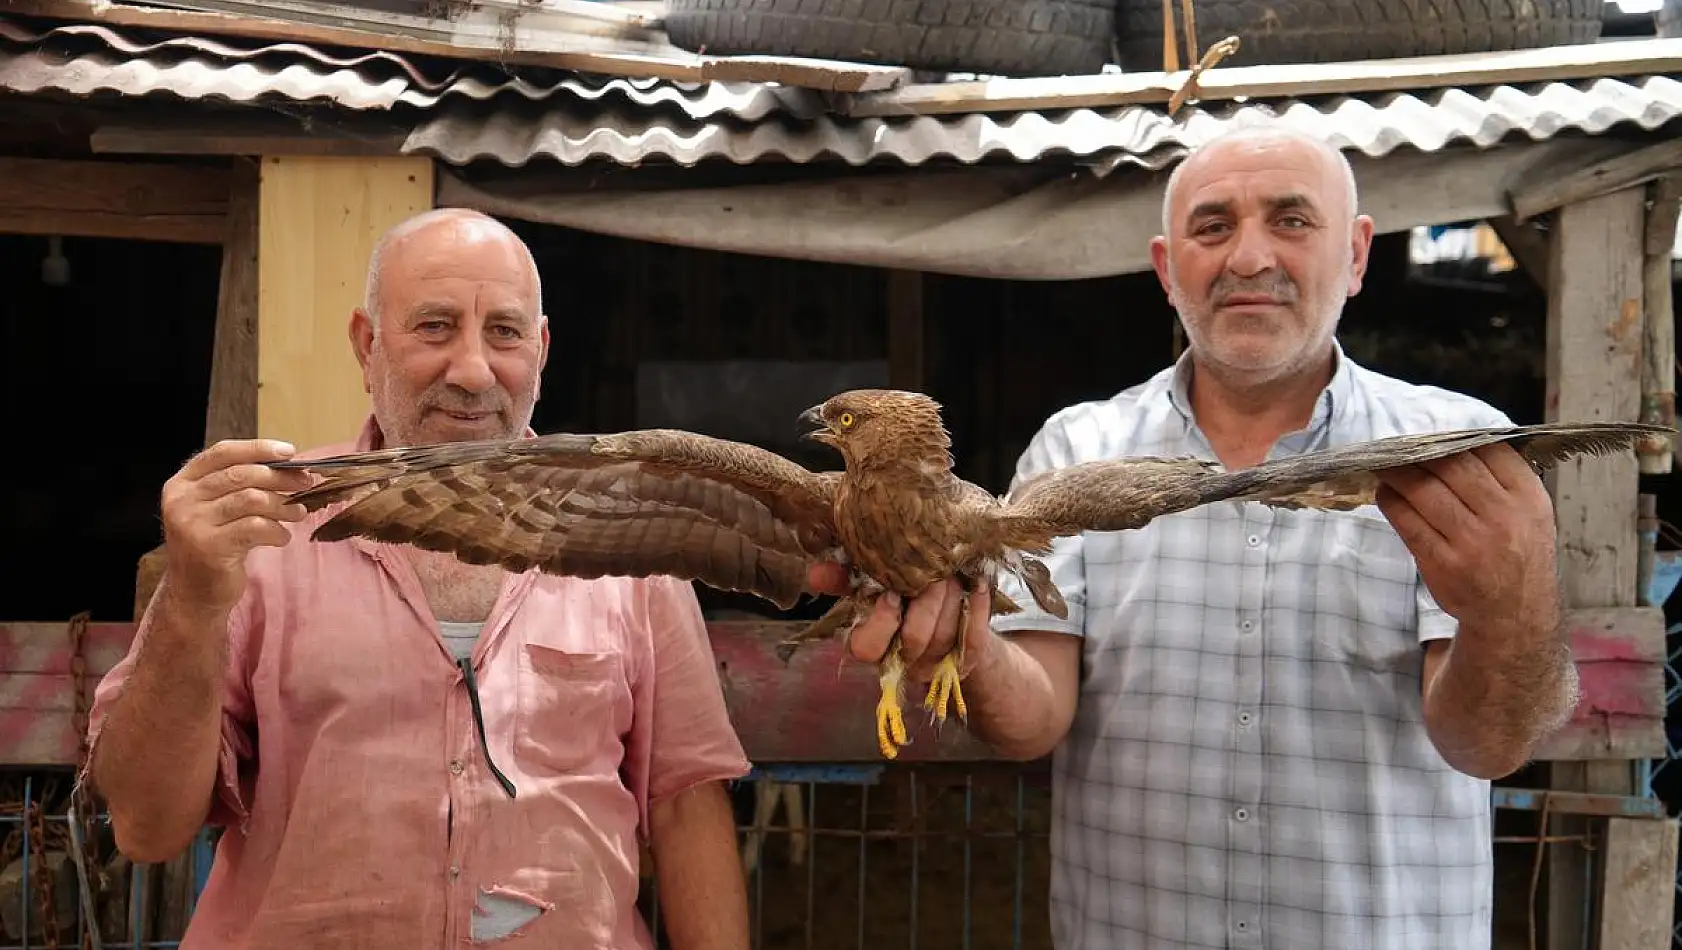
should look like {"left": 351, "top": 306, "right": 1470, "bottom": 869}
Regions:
{"left": 256, "top": 155, "right": 434, "bottom": 451}
{"left": 1532, "top": 607, "right": 1667, "bottom": 761}
{"left": 7, "top": 0, "right": 908, "bottom": 91}
{"left": 1486, "top": 213, "right": 1549, "bottom": 288}
{"left": 710, "top": 621, "right": 996, "bottom": 762}
{"left": 1541, "top": 184, "right": 1649, "bottom": 950}
{"left": 204, "top": 158, "right": 260, "bottom": 447}
{"left": 91, "top": 116, "right": 412, "bottom": 158}
{"left": 0, "top": 620, "right": 998, "bottom": 765}
{"left": 1638, "top": 176, "right": 1680, "bottom": 474}
{"left": 1511, "top": 137, "right": 1682, "bottom": 222}
{"left": 1596, "top": 817, "right": 1679, "bottom": 950}
{"left": 0, "top": 156, "right": 228, "bottom": 245}
{"left": 839, "top": 36, "right": 1682, "bottom": 117}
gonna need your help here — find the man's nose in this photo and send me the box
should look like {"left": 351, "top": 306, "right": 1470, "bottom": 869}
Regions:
{"left": 444, "top": 336, "right": 496, "bottom": 392}
{"left": 1225, "top": 220, "right": 1278, "bottom": 276}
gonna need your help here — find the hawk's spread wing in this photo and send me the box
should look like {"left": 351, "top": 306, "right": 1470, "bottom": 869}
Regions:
{"left": 1000, "top": 421, "right": 1667, "bottom": 535}
{"left": 1228, "top": 420, "right": 1668, "bottom": 511}
{"left": 272, "top": 429, "right": 842, "bottom": 610}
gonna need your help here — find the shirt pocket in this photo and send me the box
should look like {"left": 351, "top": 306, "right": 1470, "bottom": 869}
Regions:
{"left": 514, "top": 643, "right": 629, "bottom": 775}
{"left": 1311, "top": 510, "right": 1422, "bottom": 674}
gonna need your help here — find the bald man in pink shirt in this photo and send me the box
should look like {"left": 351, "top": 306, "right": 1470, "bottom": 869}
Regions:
{"left": 80, "top": 209, "right": 753, "bottom": 950}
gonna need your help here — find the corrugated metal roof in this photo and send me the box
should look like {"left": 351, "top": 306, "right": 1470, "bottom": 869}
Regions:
{"left": 0, "top": 13, "right": 825, "bottom": 117}
{"left": 1, "top": 11, "right": 1678, "bottom": 169}
{"left": 403, "top": 73, "right": 1682, "bottom": 168}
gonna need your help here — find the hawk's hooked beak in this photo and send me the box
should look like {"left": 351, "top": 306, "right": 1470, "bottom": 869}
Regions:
{"left": 800, "top": 404, "right": 835, "bottom": 445}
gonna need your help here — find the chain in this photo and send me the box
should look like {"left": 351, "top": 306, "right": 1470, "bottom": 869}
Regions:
{"left": 28, "top": 797, "right": 60, "bottom": 949}
{"left": 68, "top": 612, "right": 91, "bottom": 772}
{"left": 65, "top": 613, "right": 98, "bottom": 950}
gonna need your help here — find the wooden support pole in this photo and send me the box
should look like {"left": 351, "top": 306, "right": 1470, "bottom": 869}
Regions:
{"left": 255, "top": 155, "right": 435, "bottom": 450}
{"left": 1540, "top": 185, "right": 1649, "bottom": 950}
{"left": 885, "top": 269, "right": 926, "bottom": 391}
{"left": 205, "top": 158, "right": 262, "bottom": 448}
{"left": 1638, "top": 176, "right": 1679, "bottom": 474}
{"left": 1595, "top": 816, "right": 1679, "bottom": 950}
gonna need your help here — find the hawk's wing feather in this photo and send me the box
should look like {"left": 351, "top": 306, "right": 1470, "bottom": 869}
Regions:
{"left": 1230, "top": 421, "right": 1668, "bottom": 511}
{"left": 272, "top": 429, "right": 843, "bottom": 610}
{"left": 999, "top": 421, "right": 1668, "bottom": 536}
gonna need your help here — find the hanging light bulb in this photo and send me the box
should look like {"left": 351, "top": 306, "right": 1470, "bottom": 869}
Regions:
{"left": 41, "top": 235, "right": 70, "bottom": 287}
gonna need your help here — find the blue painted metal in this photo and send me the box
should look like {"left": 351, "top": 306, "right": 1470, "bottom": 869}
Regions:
{"left": 746, "top": 763, "right": 884, "bottom": 785}
{"left": 1646, "top": 551, "right": 1682, "bottom": 608}
{"left": 1490, "top": 786, "right": 1669, "bottom": 819}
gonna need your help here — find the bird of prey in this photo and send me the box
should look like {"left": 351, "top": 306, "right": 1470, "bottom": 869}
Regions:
{"left": 269, "top": 390, "right": 1666, "bottom": 759}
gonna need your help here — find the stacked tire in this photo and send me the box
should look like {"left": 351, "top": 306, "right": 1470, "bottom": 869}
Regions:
{"left": 662, "top": 0, "right": 1607, "bottom": 78}
{"left": 1113, "top": 0, "right": 1605, "bottom": 71}
{"left": 664, "top": 0, "right": 1116, "bottom": 77}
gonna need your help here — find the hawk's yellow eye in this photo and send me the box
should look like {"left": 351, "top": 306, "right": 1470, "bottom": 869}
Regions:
{"left": 838, "top": 412, "right": 855, "bottom": 428}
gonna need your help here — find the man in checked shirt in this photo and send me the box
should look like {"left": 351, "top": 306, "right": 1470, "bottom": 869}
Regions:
{"left": 815, "top": 122, "right": 1577, "bottom": 949}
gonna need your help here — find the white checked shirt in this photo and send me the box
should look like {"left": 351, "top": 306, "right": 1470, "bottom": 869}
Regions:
{"left": 993, "top": 343, "right": 1513, "bottom": 950}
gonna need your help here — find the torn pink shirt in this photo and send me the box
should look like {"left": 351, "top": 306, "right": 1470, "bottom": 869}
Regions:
{"left": 84, "top": 416, "right": 752, "bottom": 949}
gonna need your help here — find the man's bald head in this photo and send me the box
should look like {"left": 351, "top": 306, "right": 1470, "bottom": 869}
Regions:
{"left": 362, "top": 207, "right": 542, "bottom": 327}
{"left": 1161, "top": 124, "right": 1359, "bottom": 238}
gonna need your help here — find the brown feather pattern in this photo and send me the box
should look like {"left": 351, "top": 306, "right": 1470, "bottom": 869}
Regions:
{"left": 270, "top": 393, "right": 1669, "bottom": 759}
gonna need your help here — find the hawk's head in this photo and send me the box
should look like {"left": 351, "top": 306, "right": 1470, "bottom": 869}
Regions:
{"left": 800, "top": 389, "right": 952, "bottom": 471}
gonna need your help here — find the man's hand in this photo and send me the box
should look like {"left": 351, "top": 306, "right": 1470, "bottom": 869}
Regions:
{"left": 806, "top": 564, "right": 995, "bottom": 682}
{"left": 161, "top": 439, "right": 317, "bottom": 615}
{"left": 1373, "top": 443, "right": 1559, "bottom": 632}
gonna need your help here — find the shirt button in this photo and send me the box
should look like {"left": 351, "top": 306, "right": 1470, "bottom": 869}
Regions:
{"left": 449, "top": 759, "right": 464, "bottom": 775}
{"left": 1237, "top": 711, "right": 1253, "bottom": 726}
{"left": 1236, "top": 920, "right": 1250, "bottom": 932}
{"left": 1246, "top": 534, "right": 1260, "bottom": 547}
{"left": 449, "top": 866, "right": 460, "bottom": 880}
{"left": 1239, "top": 619, "right": 1254, "bottom": 632}
{"left": 1234, "top": 807, "right": 1250, "bottom": 821}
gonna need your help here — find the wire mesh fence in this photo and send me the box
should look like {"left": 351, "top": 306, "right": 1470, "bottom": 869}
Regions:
{"left": 645, "top": 762, "right": 1053, "bottom": 950}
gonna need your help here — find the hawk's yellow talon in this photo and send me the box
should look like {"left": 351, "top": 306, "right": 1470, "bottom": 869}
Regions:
{"left": 923, "top": 654, "right": 967, "bottom": 725}
{"left": 876, "top": 656, "right": 908, "bottom": 758}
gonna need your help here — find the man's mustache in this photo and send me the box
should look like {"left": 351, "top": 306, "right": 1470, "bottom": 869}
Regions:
{"left": 1210, "top": 272, "right": 1298, "bottom": 305}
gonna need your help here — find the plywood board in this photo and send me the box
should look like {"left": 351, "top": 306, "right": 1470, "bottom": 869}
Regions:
{"left": 255, "top": 154, "right": 434, "bottom": 452}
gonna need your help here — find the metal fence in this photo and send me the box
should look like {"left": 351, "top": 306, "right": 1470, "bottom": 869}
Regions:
{"left": 1637, "top": 537, "right": 1682, "bottom": 950}
{"left": 646, "top": 763, "right": 1053, "bottom": 950}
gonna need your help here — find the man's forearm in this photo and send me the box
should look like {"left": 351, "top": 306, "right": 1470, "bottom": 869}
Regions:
{"left": 92, "top": 575, "right": 231, "bottom": 862}
{"left": 648, "top": 781, "right": 749, "bottom": 950}
{"left": 1424, "top": 612, "right": 1577, "bottom": 780}
{"left": 957, "top": 629, "right": 1077, "bottom": 761}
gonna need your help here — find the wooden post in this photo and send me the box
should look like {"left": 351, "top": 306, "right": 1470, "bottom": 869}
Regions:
{"left": 1596, "top": 816, "right": 1680, "bottom": 950}
{"left": 1639, "top": 176, "right": 1679, "bottom": 474}
{"left": 255, "top": 155, "right": 435, "bottom": 450}
{"left": 1540, "top": 185, "right": 1648, "bottom": 950}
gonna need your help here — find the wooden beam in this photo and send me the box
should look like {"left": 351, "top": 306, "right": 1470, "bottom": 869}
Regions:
{"left": 205, "top": 158, "right": 260, "bottom": 447}
{"left": 1540, "top": 184, "right": 1649, "bottom": 950}
{"left": 0, "top": 157, "right": 228, "bottom": 245}
{"left": 256, "top": 155, "right": 434, "bottom": 451}
{"left": 838, "top": 37, "right": 1682, "bottom": 117}
{"left": 1511, "top": 136, "right": 1682, "bottom": 222}
{"left": 1486, "top": 213, "right": 1550, "bottom": 288}
{"left": 92, "top": 116, "right": 412, "bottom": 159}
{"left": 1531, "top": 607, "right": 1666, "bottom": 761}
{"left": 0, "top": 623, "right": 143, "bottom": 768}
{"left": 1595, "top": 816, "right": 1679, "bottom": 950}
{"left": 0, "top": 620, "right": 999, "bottom": 766}
{"left": 1638, "top": 175, "right": 1680, "bottom": 474}
{"left": 7, "top": 0, "right": 909, "bottom": 91}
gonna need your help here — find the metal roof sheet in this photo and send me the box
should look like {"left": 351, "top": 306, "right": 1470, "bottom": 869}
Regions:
{"left": 2, "top": 11, "right": 1677, "bottom": 169}
{"left": 0, "top": 13, "right": 823, "bottom": 117}
{"left": 403, "top": 73, "right": 1682, "bottom": 168}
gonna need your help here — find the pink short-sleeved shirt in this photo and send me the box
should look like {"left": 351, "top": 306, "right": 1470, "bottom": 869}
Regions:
{"left": 84, "top": 417, "right": 752, "bottom": 949}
